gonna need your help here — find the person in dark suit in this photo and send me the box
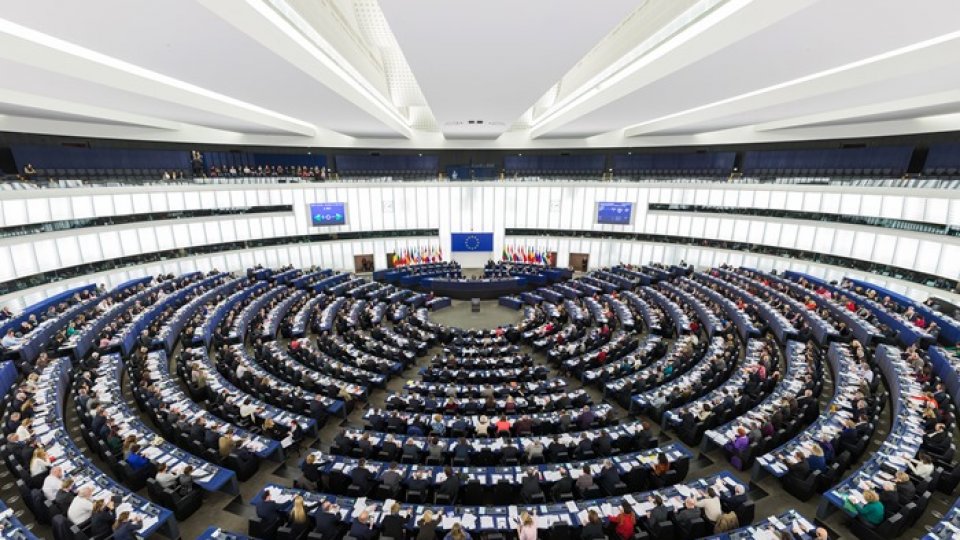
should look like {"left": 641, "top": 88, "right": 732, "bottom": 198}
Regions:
{"left": 436, "top": 466, "right": 460, "bottom": 502}
{"left": 720, "top": 485, "right": 748, "bottom": 513}
{"left": 894, "top": 471, "right": 916, "bottom": 505}
{"left": 381, "top": 436, "right": 401, "bottom": 460}
{"left": 452, "top": 438, "right": 471, "bottom": 463}
{"left": 380, "top": 502, "right": 407, "bottom": 540}
{"left": 576, "top": 435, "right": 594, "bottom": 459}
{"left": 595, "top": 430, "right": 613, "bottom": 456}
{"left": 189, "top": 420, "right": 205, "bottom": 442}
{"left": 674, "top": 498, "right": 702, "bottom": 531}
{"left": 502, "top": 442, "right": 521, "bottom": 463}
{"left": 349, "top": 510, "right": 377, "bottom": 540}
{"left": 580, "top": 509, "right": 604, "bottom": 540}
{"left": 286, "top": 495, "right": 313, "bottom": 538}
{"left": 89, "top": 499, "right": 116, "bottom": 538}
{"left": 203, "top": 428, "right": 219, "bottom": 450}
{"left": 576, "top": 406, "right": 595, "bottom": 430}
{"left": 547, "top": 436, "right": 566, "bottom": 461}
{"left": 53, "top": 478, "right": 76, "bottom": 514}
{"left": 313, "top": 502, "right": 342, "bottom": 540}
{"left": 878, "top": 482, "right": 902, "bottom": 519}
{"left": 520, "top": 468, "right": 544, "bottom": 502}
{"left": 787, "top": 451, "right": 810, "bottom": 480}
{"left": 402, "top": 438, "right": 420, "bottom": 462}
{"left": 596, "top": 460, "right": 621, "bottom": 494}
{"left": 646, "top": 495, "right": 670, "bottom": 525}
{"left": 91, "top": 408, "right": 107, "bottom": 437}
{"left": 111, "top": 511, "right": 142, "bottom": 540}
{"left": 923, "top": 423, "right": 950, "bottom": 454}
{"left": 380, "top": 462, "right": 403, "bottom": 495}
{"left": 349, "top": 459, "right": 374, "bottom": 494}
{"left": 407, "top": 469, "right": 430, "bottom": 493}
{"left": 417, "top": 510, "right": 441, "bottom": 540}
{"left": 310, "top": 396, "right": 328, "bottom": 422}
{"left": 550, "top": 468, "right": 575, "bottom": 501}
{"left": 255, "top": 490, "right": 283, "bottom": 524}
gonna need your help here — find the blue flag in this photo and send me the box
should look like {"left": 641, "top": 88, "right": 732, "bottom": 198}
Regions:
{"left": 451, "top": 233, "right": 494, "bottom": 252}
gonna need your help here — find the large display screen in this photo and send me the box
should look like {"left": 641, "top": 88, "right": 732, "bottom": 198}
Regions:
{"left": 597, "top": 202, "right": 633, "bottom": 225}
{"left": 308, "top": 203, "right": 346, "bottom": 226}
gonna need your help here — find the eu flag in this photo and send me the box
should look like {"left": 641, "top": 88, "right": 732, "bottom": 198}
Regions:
{"left": 451, "top": 232, "right": 494, "bottom": 252}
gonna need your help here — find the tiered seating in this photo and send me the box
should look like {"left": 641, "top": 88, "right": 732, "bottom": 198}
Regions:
{"left": 78, "top": 353, "right": 226, "bottom": 515}
{"left": 756, "top": 342, "right": 881, "bottom": 500}
{"left": 179, "top": 346, "right": 318, "bottom": 438}
{"left": 259, "top": 342, "right": 368, "bottom": 403}
{"left": 504, "top": 154, "right": 606, "bottom": 177}
{"left": 331, "top": 421, "right": 657, "bottom": 465}
{"left": 2, "top": 284, "right": 101, "bottom": 370}
{"left": 6, "top": 261, "right": 904, "bottom": 539}
{"left": 335, "top": 154, "right": 439, "bottom": 179}
{"left": 306, "top": 443, "right": 692, "bottom": 502}
{"left": 253, "top": 471, "right": 750, "bottom": 540}
{"left": 133, "top": 349, "right": 281, "bottom": 466}
{"left": 632, "top": 335, "right": 738, "bottom": 418}
{"left": 704, "top": 341, "right": 820, "bottom": 471}
{"left": 818, "top": 345, "right": 936, "bottom": 538}
{"left": 612, "top": 151, "right": 735, "bottom": 177}
{"left": 2, "top": 357, "right": 177, "bottom": 538}
{"left": 741, "top": 146, "right": 912, "bottom": 177}
{"left": 784, "top": 272, "right": 885, "bottom": 345}
{"left": 664, "top": 339, "right": 778, "bottom": 446}
{"left": 735, "top": 269, "right": 840, "bottom": 345}
{"left": 845, "top": 277, "right": 960, "bottom": 345}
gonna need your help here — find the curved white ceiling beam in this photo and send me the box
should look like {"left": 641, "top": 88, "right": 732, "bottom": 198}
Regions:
{"left": 0, "top": 17, "right": 319, "bottom": 138}
{"left": 753, "top": 90, "right": 960, "bottom": 132}
{"left": 0, "top": 89, "right": 181, "bottom": 130}
{"left": 198, "top": 0, "right": 414, "bottom": 139}
{"left": 625, "top": 30, "right": 960, "bottom": 137}
{"left": 528, "top": 0, "right": 817, "bottom": 139}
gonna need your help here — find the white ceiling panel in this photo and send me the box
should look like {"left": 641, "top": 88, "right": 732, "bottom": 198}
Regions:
{"left": 548, "top": 0, "right": 960, "bottom": 138}
{"left": 380, "top": 0, "right": 638, "bottom": 138}
{"left": 0, "top": 0, "right": 959, "bottom": 147}
{"left": 0, "top": 0, "right": 402, "bottom": 137}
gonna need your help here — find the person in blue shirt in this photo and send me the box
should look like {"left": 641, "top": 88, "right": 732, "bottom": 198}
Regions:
{"left": 124, "top": 444, "right": 150, "bottom": 471}
{"left": 818, "top": 436, "right": 835, "bottom": 462}
{"left": 806, "top": 445, "right": 828, "bottom": 473}
{"left": 429, "top": 414, "right": 446, "bottom": 436}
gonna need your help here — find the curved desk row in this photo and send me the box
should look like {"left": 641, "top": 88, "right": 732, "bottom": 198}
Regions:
{"left": 422, "top": 277, "right": 528, "bottom": 300}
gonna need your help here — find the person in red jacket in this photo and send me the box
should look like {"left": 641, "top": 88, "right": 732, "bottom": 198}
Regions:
{"left": 607, "top": 502, "right": 637, "bottom": 540}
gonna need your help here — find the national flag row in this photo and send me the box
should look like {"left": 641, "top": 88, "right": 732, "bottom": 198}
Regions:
{"left": 501, "top": 245, "right": 551, "bottom": 265}
{"left": 392, "top": 246, "right": 443, "bottom": 267}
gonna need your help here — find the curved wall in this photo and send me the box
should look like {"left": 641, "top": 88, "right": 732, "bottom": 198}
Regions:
{"left": 1, "top": 181, "right": 958, "bottom": 308}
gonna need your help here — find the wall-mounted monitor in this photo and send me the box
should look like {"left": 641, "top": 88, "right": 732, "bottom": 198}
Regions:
{"left": 308, "top": 203, "right": 346, "bottom": 226}
{"left": 597, "top": 202, "right": 633, "bottom": 225}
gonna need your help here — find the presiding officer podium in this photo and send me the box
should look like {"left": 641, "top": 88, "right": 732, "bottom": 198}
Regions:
{"left": 471, "top": 298, "right": 481, "bottom": 312}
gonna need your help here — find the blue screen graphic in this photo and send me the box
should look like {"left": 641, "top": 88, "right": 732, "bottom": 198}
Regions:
{"left": 309, "top": 203, "right": 346, "bottom": 226}
{"left": 597, "top": 202, "right": 633, "bottom": 225}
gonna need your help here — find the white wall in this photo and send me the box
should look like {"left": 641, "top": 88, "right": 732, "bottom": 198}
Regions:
{"left": 1, "top": 181, "right": 958, "bottom": 308}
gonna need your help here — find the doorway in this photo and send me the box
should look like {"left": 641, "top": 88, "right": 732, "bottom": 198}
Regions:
{"left": 568, "top": 253, "right": 589, "bottom": 272}
{"left": 354, "top": 254, "right": 374, "bottom": 273}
